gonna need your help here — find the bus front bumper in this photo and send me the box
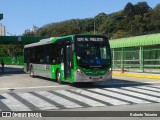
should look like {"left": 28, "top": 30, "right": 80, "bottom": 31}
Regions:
{"left": 74, "top": 69, "right": 112, "bottom": 83}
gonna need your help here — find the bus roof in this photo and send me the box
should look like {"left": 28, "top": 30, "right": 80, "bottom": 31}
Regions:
{"left": 24, "top": 34, "right": 107, "bottom": 48}
{"left": 24, "top": 35, "right": 73, "bottom": 48}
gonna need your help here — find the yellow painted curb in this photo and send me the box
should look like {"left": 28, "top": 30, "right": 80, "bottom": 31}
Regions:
{"left": 113, "top": 72, "right": 160, "bottom": 80}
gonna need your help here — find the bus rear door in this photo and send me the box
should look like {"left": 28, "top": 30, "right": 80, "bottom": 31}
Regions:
{"left": 63, "top": 44, "right": 72, "bottom": 80}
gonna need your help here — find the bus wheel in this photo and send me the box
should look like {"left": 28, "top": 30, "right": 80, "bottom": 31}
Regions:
{"left": 30, "top": 66, "right": 34, "bottom": 77}
{"left": 56, "top": 70, "right": 62, "bottom": 84}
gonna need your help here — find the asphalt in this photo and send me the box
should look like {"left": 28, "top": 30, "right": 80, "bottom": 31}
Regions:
{"left": 0, "top": 65, "right": 160, "bottom": 80}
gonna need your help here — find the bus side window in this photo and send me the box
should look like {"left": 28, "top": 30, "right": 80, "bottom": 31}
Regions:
{"left": 51, "top": 44, "right": 56, "bottom": 64}
{"left": 59, "top": 48, "right": 63, "bottom": 63}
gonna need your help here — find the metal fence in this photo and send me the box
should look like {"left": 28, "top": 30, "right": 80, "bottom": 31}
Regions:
{"left": 112, "top": 45, "right": 160, "bottom": 73}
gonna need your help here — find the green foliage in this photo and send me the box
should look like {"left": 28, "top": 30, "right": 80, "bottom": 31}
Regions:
{"left": 154, "top": 3, "right": 160, "bottom": 10}
{"left": 112, "top": 30, "right": 128, "bottom": 39}
{"left": 134, "top": 2, "right": 150, "bottom": 15}
{"left": 124, "top": 2, "right": 135, "bottom": 18}
{"left": 22, "top": 1, "right": 159, "bottom": 40}
{"left": 0, "top": 45, "right": 23, "bottom": 57}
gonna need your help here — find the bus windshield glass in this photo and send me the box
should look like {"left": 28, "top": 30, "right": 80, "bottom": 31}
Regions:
{"left": 75, "top": 37, "right": 111, "bottom": 69}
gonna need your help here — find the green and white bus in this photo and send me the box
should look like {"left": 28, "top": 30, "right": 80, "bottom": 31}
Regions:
{"left": 24, "top": 34, "right": 112, "bottom": 84}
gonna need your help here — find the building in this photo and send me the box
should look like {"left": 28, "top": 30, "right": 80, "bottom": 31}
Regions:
{"left": 0, "top": 24, "right": 6, "bottom": 36}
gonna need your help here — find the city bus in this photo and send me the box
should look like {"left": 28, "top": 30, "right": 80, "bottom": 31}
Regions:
{"left": 24, "top": 34, "right": 112, "bottom": 84}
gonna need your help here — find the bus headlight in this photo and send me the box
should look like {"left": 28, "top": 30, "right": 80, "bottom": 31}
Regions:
{"left": 76, "top": 69, "right": 84, "bottom": 75}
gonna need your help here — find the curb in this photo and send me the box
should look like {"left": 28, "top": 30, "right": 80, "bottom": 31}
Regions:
{"left": 113, "top": 72, "right": 160, "bottom": 80}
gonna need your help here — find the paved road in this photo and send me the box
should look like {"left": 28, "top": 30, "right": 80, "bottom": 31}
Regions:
{"left": 0, "top": 72, "right": 160, "bottom": 111}
{"left": 0, "top": 83, "right": 160, "bottom": 111}
{"left": 0, "top": 67, "right": 160, "bottom": 119}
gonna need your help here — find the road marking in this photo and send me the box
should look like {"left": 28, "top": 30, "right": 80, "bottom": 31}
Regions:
{"left": 17, "top": 92, "right": 59, "bottom": 110}
{"left": 149, "top": 86, "right": 160, "bottom": 89}
{"left": 0, "top": 85, "right": 67, "bottom": 91}
{"left": 1, "top": 85, "right": 160, "bottom": 111}
{"left": 102, "top": 88, "right": 154, "bottom": 103}
{"left": 122, "top": 87, "right": 160, "bottom": 97}
{"left": 9, "top": 93, "right": 40, "bottom": 111}
{"left": 0, "top": 99, "right": 11, "bottom": 111}
{"left": 121, "top": 87, "right": 160, "bottom": 100}
{"left": 88, "top": 88, "right": 150, "bottom": 104}
{"left": 68, "top": 90, "right": 113, "bottom": 106}
{"left": 105, "top": 88, "right": 160, "bottom": 103}
{"left": 85, "top": 89, "right": 134, "bottom": 104}
{"left": 69, "top": 89, "right": 128, "bottom": 105}
{"left": 56, "top": 90, "right": 106, "bottom": 107}
{"left": 1, "top": 93, "right": 31, "bottom": 111}
{"left": 49, "top": 91, "right": 85, "bottom": 108}
{"left": 36, "top": 91, "right": 82, "bottom": 109}
{"left": 29, "top": 92, "right": 68, "bottom": 109}
{"left": 136, "top": 86, "right": 160, "bottom": 92}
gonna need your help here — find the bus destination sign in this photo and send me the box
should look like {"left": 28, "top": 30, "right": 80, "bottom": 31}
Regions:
{"left": 77, "top": 37, "right": 104, "bottom": 42}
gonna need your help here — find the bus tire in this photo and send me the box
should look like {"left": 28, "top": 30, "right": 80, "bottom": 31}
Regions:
{"left": 56, "top": 69, "right": 62, "bottom": 84}
{"left": 30, "top": 66, "right": 34, "bottom": 77}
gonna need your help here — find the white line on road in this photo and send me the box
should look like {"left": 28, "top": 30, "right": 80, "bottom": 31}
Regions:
{"left": 35, "top": 91, "right": 82, "bottom": 108}
{"left": 89, "top": 88, "right": 150, "bottom": 104}
{"left": 122, "top": 87, "right": 160, "bottom": 97}
{"left": 105, "top": 88, "right": 160, "bottom": 102}
{"left": 17, "top": 92, "right": 59, "bottom": 110}
{"left": 137, "top": 86, "right": 160, "bottom": 92}
{"left": 0, "top": 85, "right": 68, "bottom": 91}
{"left": 1, "top": 93, "right": 31, "bottom": 111}
{"left": 71, "top": 89, "right": 128, "bottom": 105}
{"left": 56, "top": 90, "right": 106, "bottom": 107}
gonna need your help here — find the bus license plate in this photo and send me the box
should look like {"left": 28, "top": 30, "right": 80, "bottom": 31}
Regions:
{"left": 92, "top": 78, "right": 99, "bottom": 81}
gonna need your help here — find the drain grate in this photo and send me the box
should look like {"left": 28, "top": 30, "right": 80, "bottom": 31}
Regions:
{"left": 0, "top": 95, "right": 6, "bottom": 99}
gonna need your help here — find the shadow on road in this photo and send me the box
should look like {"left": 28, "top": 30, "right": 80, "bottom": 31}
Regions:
{"left": 0, "top": 66, "right": 24, "bottom": 76}
{"left": 0, "top": 66, "right": 152, "bottom": 89}
{"left": 70, "top": 79, "right": 151, "bottom": 89}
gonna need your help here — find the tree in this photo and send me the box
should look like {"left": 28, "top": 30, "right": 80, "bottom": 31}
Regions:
{"left": 112, "top": 30, "right": 127, "bottom": 39}
{"left": 124, "top": 2, "right": 135, "bottom": 18}
{"left": 134, "top": 2, "right": 151, "bottom": 15}
{"left": 154, "top": 3, "right": 160, "bottom": 10}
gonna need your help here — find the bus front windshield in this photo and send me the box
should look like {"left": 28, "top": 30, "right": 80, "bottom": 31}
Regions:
{"left": 76, "top": 39, "right": 111, "bottom": 69}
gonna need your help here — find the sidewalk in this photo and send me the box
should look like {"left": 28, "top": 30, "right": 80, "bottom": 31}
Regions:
{"left": 4, "top": 65, "right": 23, "bottom": 68}
{"left": 0, "top": 65, "right": 23, "bottom": 73}
{"left": 113, "top": 71, "right": 160, "bottom": 80}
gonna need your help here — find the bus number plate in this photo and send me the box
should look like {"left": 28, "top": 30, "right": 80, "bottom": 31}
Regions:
{"left": 92, "top": 78, "right": 99, "bottom": 81}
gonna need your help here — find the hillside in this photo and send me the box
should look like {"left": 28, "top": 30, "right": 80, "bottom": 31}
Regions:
{"left": 23, "top": 2, "right": 160, "bottom": 39}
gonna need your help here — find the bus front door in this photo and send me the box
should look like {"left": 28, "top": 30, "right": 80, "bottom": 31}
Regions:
{"left": 64, "top": 45, "right": 72, "bottom": 80}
